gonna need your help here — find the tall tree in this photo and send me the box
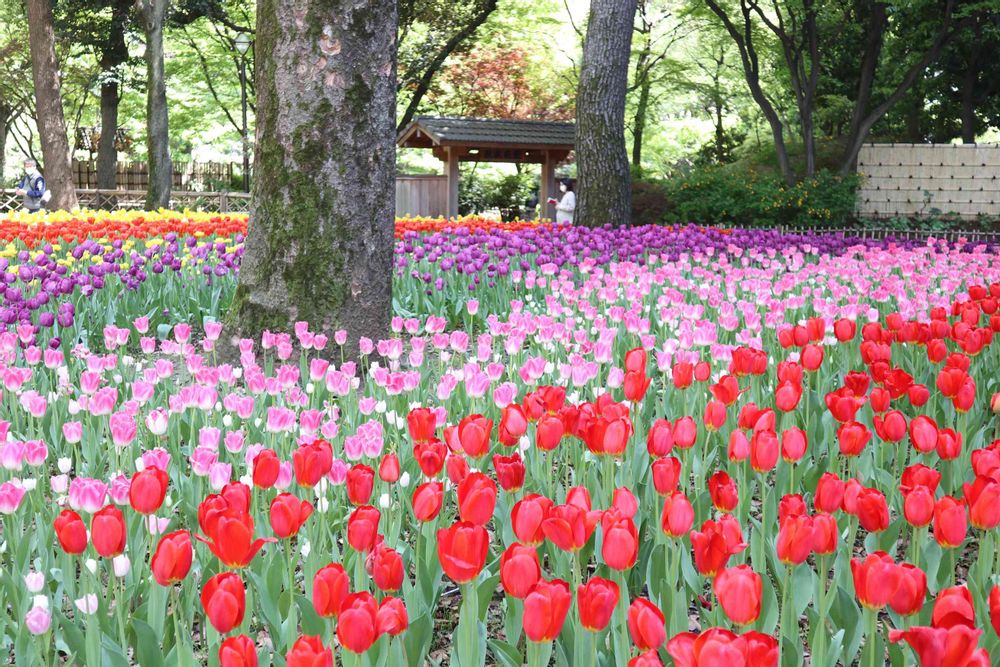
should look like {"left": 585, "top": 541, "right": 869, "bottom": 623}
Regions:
{"left": 396, "top": 0, "right": 498, "bottom": 131}
{"left": 575, "top": 0, "right": 638, "bottom": 228}
{"left": 230, "top": 0, "right": 396, "bottom": 355}
{"left": 136, "top": 0, "right": 172, "bottom": 208}
{"left": 629, "top": 0, "right": 682, "bottom": 170}
{"left": 25, "top": 0, "right": 78, "bottom": 209}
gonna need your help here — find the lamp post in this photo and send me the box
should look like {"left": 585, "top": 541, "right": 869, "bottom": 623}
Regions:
{"left": 234, "top": 33, "right": 252, "bottom": 193}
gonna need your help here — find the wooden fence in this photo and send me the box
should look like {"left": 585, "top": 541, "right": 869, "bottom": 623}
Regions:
{"left": 856, "top": 143, "right": 1000, "bottom": 219}
{"left": 396, "top": 175, "right": 447, "bottom": 218}
{"left": 70, "top": 160, "right": 243, "bottom": 192}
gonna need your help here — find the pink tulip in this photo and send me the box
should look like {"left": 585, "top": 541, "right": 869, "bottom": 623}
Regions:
{"left": 68, "top": 477, "right": 108, "bottom": 513}
{"left": 63, "top": 422, "right": 83, "bottom": 444}
{"left": 109, "top": 411, "right": 137, "bottom": 448}
{"left": 25, "top": 605, "right": 51, "bottom": 635}
{"left": 0, "top": 481, "right": 26, "bottom": 514}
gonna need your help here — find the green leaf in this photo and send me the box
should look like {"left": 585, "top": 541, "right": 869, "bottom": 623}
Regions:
{"left": 487, "top": 639, "right": 523, "bottom": 667}
{"left": 132, "top": 619, "right": 165, "bottom": 667}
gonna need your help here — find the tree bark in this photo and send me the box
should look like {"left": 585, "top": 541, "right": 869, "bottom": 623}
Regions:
{"left": 136, "top": 0, "right": 172, "bottom": 209}
{"left": 576, "top": 0, "right": 638, "bottom": 228}
{"left": 229, "top": 0, "right": 397, "bottom": 357}
{"left": 25, "top": 0, "right": 78, "bottom": 210}
{"left": 631, "top": 73, "right": 651, "bottom": 169}
{"left": 97, "top": 0, "right": 132, "bottom": 191}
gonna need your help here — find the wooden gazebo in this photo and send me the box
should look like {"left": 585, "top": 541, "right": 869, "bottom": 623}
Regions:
{"left": 397, "top": 116, "right": 574, "bottom": 218}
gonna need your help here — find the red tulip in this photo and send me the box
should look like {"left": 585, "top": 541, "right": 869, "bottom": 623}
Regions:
{"left": 672, "top": 362, "right": 693, "bottom": 389}
{"left": 813, "top": 473, "right": 844, "bottom": 514}
{"left": 54, "top": 509, "right": 87, "bottom": 554}
{"left": 627, "top": 598, "right": 666, "bottom": 650}
{"left": 673, "top": 416, "right": 697, "bottom": 449}
{"left": 368, "top": 544, "right": 404, "bottom": 592}
{"left": 445, "top": 452, "right": 470, "bottom": 486}
{"left": 601, "top": 510, "right": 638, "bottom": 571}
{"left": 407, "top": 407, "right": 437, "bottom": 443}
{"left": 690, "top": 515, "right": 746, "bottom": 576}
{"left": 728, "top": 430, "right": 750, "bottom": 462}
{"left": 151, "top": 530, "right": 193, "bottom": 586}
{"left": 777, "top": 515, "right": 814, "bottom": 565}
{"left": 457, "top": 472, "right": 497, "bottom": 526}
{"left": 778, "top": 494, "right": 807, "bottom": 521}
{"left": 91, "top": 504, "right": 126, "bottom": 558}
{"left": 286, "top": 636, "right": 332, "bottom": 667}
{"left": 197, "top": 507, "right": 275, "bottom": 568}
{"left": 908, "top": 384, "right": 930, "bottom": 407}
{"left": 312, "top": 563, "right": 350, "bottom": 618}
{"left": 511, "top": 494, "right": 553, "bottom": 545}
{"left": 811, "top": 513, "right": 839, "bottom": 555}
{"left": 667, "top": 628, "right": 779, "bottom": 667}
{"left": 585, "top": 415, "right": 632, "bottom": 456}
{"left": 292, "top": 439, "right": 333, "bottom": 488}
{"left": 347, "top": 505, "right": 381, "bottom": 552}
{"left": 493, "top": 453, "right": 525, "bottom": 492}
{"left": 903, "top": 486, "right": 936, "bottom": 527}
{"left": 708, "top": 375, "right": 742, "bottom": 406}
{"left": 889, "top": 626, "right": 983, "bottom": 667}
{"left": 201, "top": 572, "right": 246, "bottom": 633}
{"left": 801, "top": 344, "right": 823, "bottom": 370}
{"left": 269, "top": 493, "right": 314, "bottom": 539}
{"left": 962, "top": 476, "right": 1000, "bottom": 530}
{"left": 714, "top": 565, "right": 762, "bottom": 625}
{"left": 252, "top": 449, "right": 280, "bottom": 488}
{"left": 498, "top": 404, "right": 528, "bottom": 446}
{"left": 834, "top": 318, "right": 856, "bottom": 341}
{"left": 661, "top": 491, "right": 695, "bottom": 538}
{"left": 437, "top": 521, "right": 489, "bottom": 584}
{"left": 889, "top": 563, "right": 927, "bottom": 616}
{"left": 612, "top": 487, "right": 639, "bottom": 519}
{"left": 457, "top": 414, "right": 492, "bottom": 458}
{"left": 337, "top": 592, "right": 379, "bottom": 654}
{"left": 780, "top": 428, "right": 808, "bottom": 462}
{"left": 854, "top": 487, "right": 888, "bottom": 532}
{"left": 936, "top": 428, "right": 963, "bottom": 460}
{"left": 837, "top": 421, "right": 871, "bottom": 457}
{"left": 851, "top": 552, "right": 901, "bottom": 609}
{"left": 933, "top": 496, "right": 967, "bottom": 548}
{"left": 702, "top": 400, "right": 726, "bottom": 432}
{"left": 129, "top": 466, "right": 168, "bottom": 514}
{"left": 750, "top": 430, "right": 778, "bottom": 472}
{"left": 624, "top": 370, "right": 652, "bottom": 402}
{"left": 412, "top": 481, "right": 444, "bottom": 522}
{"left": 523, "top": 578, "right": 572, "bottom": 642}
{"left": 909, "top": 415, "right": 939, "bottom": 454}
{"left": 933, "top": 586, "right": 976, "bottom": 629}
{"left": 346, "top": 464, "right": 375, "bottom": 505}
{"left": 577, "top": 577, "right": 620, "bottom": 631}
{"left": 874, "top": 410, "right": 907, "bottom": 442}
{"left": 652, "top": 456, "right": 681, "bottom": 495}
{"left": 542, "top": 503, "right": 600, "bottom": 552}
{"left": 647, "top": 419, "right": 674, "bottom": 457}
{"left": 376, "top": 597, "right": 409, "bottom": 636}
{"left": 694, "top": 361, "right": 711, "bottom": 381}
{"left": 774, "top": 380, "right": 802, "bottom": 412}
{"left": 500, "top": 543, "right": 541, "bottom": 599}
{"left": 219, "top": 635, "right": 258, "bottom": 667}
{"left": 870, "top": 387, "right": 891, "bottom": 413}
{"left": 536, "top": 414, "right": 565, "bottom": 451}
{"left": 414, "top": 439, "right": 447, "bottom": 477}
{"left": 901, "top": 463, "right": 943, "bottom": 495}
{"left": 378, "top": 453, "right": 400, "bottom": 483}
{"left": 708, "top": 471, "right": 738, "bottom": 512}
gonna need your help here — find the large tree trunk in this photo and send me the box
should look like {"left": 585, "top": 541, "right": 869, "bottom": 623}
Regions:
{"left": 576, "top": 0, "right": 638, "bottom": 228}
{"left": 136, "top": 0, "right": 172, "bottom": 209}
{"left": 229, "top": 0, "right": 397, "bottom": 357}
{"left": 25, "top": 0, "right": 78, "bottom": 210}
{"left": 98, "top": 0, "right": 131, "bottom": 192}
{"left": 97, "top": 80, "right": 120, "bottom": 191}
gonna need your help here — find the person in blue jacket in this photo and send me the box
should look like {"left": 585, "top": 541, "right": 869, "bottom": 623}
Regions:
{"left": 15, "top": 159, "right": 47, "bottom": 212}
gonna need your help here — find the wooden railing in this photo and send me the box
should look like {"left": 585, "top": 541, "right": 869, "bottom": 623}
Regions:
{"left": 0, "top": 189, "right": 251, "bottom": 214}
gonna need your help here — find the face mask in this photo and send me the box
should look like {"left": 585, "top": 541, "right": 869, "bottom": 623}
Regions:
{"left": 559, "top": 185, "right": 567, "bottom": 193}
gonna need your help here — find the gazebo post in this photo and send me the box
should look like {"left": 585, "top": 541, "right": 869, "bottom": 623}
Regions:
{"left": 446, "top": 146, "right": 460, "bottom": 219}
{"left": 540, "top": 151, "right": 556, "bottom": 220}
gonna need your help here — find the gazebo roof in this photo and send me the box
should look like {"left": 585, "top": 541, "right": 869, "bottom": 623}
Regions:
{"left": 397, "top": 116, "right": 574, "bottom": 163}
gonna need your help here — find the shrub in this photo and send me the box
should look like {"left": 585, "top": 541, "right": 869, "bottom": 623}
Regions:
{"left": 662, "top": 168, "right": 860, "bottom": 228}
{"left": 631, "top": 178, "right": 673, "bottom": 226}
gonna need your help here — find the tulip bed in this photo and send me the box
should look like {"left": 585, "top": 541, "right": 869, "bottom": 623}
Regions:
{"left": 1, "top": 210, "right": 1000, "bottom": 666}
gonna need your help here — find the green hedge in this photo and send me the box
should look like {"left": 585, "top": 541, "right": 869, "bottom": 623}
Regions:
{"left": 659, "top": 168, "right": 860, "bottom": 228}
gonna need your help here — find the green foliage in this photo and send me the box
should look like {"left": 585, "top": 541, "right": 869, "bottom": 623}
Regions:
{"left": 459, "top": 170, "right": 535, "bottom": 217}
{"left": 631, "top": 177, "right": 673, "bottom": 226}
{"left": 661, "top": 168, "right": 860, "bottom": 228}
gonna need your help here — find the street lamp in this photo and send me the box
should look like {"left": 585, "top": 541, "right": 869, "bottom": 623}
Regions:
{"left": 233, "top": 33, "right": 252, "bottom": 193}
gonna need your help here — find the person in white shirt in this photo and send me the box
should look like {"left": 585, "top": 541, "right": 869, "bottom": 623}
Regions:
{"left": 547, "top": 179, "right": 575, "bottom": 224}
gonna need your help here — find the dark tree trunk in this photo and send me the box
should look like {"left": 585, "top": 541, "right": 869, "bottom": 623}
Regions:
{"left": 230, "top": 0, "right": 397, "bottom": 357}
{"left": 714, "top": 102, "right": 725, "bottom": 162}
{"left": 25, "top": 0, "right": 78, "bottom": 210}
{"left": 98, "top": 0, "right": 131, "bottom": 191}
{"left": 631, "top": 74, "right": 651, "bottom": 169}
{"left": 0, "top": 107, "right": 8, "bottom": 181}
{"left": 136, "top": 0, "right": 172, "bottom": 209}
{"left": 576, "top": 0, "right": 638, "bottom": 228}
{"left": 98, "top": 80, "right": 120, "bottom": 191}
